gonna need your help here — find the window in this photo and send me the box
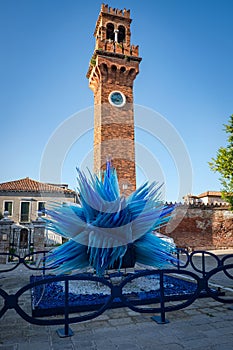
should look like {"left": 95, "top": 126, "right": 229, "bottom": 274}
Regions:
{"left": 20, "top": 202, "right": 30, "bottom": 222}
{"left": 122, "top": 183, "right": 128, "bottom": 190}
{"left": 4, "top": 201, "right": 13, "bottom": 216}
{"left": 118, "top": 25, "right": 125, "bottom": 43}
{"left": 38, "top": 202, "right": 46, "bottom": 216}
{"left": 106, "top": 23, "right": 114, "bottom": 40}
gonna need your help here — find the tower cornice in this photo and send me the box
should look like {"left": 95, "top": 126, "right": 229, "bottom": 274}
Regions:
{"left": 86, "top": 49, "right": 142, "bottom": 79}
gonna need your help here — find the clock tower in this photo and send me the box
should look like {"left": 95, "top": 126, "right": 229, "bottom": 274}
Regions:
{"left": 87, "top": 4, "right": 141, "bottom": 196}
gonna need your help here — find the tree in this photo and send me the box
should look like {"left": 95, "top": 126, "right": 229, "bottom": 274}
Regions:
{"left": 209, "top": 115, "right": 233, "bottom": 210}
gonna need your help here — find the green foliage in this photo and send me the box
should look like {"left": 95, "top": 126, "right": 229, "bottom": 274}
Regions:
{"left": 209, "top": 115, "right": 233, "bottom": 210}
{"left": 90, "top": 53, "right": 96, "bottom": 67}
{"left": 90, "top": 58, "right": 96, "bottom": 66}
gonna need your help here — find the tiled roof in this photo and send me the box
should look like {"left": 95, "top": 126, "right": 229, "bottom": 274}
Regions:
{"left": 0, "top": 177, "right": 75, "bottom": 194}
{"left": 197, "top": 191, "right": 222, "bottom": 198}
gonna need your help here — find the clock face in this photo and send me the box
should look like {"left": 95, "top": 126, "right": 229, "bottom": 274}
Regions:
{"left": 108, "top": 91, "right": 126, "bottom": 107}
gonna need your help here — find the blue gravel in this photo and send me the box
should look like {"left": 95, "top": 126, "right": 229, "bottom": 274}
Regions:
{"left": 31, "top": 271, "right": 199, "bottom": 314}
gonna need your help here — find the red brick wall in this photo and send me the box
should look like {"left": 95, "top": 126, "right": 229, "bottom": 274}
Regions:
{"left": 163, "top": 206, "right": 233, "bottom": 250}
{"left": 90, "top": 56, "right": 139, "bottom": 196}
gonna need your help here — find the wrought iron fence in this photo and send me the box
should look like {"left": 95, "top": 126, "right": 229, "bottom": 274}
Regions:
{"left": 0, "top": 249, "right": 232, "bottom": 337}
{"left": 0, "top": 250, "right": 50, "bottom": 273}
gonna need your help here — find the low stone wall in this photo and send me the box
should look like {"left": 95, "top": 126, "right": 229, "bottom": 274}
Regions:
{"left": 163, "top": 205, "right": 233, "bottom": 250}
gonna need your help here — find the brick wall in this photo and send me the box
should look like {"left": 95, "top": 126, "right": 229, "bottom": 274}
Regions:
{"left": 163, "top": 205, "right": 233, "bottom": 250}
{"left": 90, "top": 56, "right": 139, "bottom": 196}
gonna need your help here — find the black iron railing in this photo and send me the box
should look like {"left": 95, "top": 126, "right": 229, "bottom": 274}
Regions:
{"left": 0, "top": 249, "right": 232, "bottom": 337}
{"left": 0, "top": 251, "right": 50, "bottom": 274}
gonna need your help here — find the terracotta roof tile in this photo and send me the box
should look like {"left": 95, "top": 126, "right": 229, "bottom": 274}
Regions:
{"left": 0, "top": 177, "right": 75, "bottom": 194}
{"left": 197, "top": 191, "right": 222, "bottom": 198}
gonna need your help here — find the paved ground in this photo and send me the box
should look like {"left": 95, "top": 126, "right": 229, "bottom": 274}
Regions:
{"left": 0, "top": 250, "right": 233, "bottom": 350}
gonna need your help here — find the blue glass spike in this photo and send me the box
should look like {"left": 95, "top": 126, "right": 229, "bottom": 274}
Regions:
{"left": 45, "top": 161, "right": 177, "bottom": 275}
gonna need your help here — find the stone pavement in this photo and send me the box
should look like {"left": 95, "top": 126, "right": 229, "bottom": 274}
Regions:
{"left": 0, "top": 251, "right": 233, "bottom": 350}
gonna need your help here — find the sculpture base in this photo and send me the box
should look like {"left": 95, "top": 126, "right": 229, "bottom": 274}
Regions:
{"left": 30, "top": 270, "right": 222, "bottom": 318}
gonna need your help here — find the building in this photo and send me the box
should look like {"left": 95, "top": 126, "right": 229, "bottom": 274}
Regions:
{"left": 183, "top": 191, "right": 229, "bottom": 206}
{"left": 0, "top": 177, "right": 77, "bottom": 255}
{"left": 86, "top": 4, "right": 141, "bottom": 196}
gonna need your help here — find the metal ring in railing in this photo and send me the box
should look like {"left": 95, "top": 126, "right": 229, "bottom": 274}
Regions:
{"left": 119, "top": 269, "right": 202, "bottom": 313}
{"left": 221, "top": 254, "right": 233, "bottom": 280}
{"left": 190, "top": 251, "right": 221, "bottom": 277}
{"left": 0, "top": 274, "right": 114, "bottom": 326}
{"left": 0, "top": 253, "right": 21, "bottom": 272}
{"left": 205, "top": 263, "right": 233, "bottom": 303}
{"left": 22, "top": 250, "right": 56, "bottom": 272}
{"left": 0, "top": 251, "right": 54, "bottom": 274}
{"left": 171, "top": 248, "right": 190, "bottom": 269}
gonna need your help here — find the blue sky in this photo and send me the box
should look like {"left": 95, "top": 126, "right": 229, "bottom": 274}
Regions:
{"left": 0, "top": 0, "right": 232, "bottom": 202}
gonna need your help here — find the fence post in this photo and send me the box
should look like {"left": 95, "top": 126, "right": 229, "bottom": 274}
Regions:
{"left": 201, "top": 252, "right": 206, "bottom": 278}
{"left": 56, "top": 279, "right": 74, "bottom": 337}
{"left": 151, "top": 272, "right": 169, "bottom": 324}
{"left": 42, "top": 251, "right": 46, "bottom": 276}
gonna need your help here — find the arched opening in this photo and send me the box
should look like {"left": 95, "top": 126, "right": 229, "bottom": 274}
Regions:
{"left": 101, "top": 63, "right": 108, "bottom": 73}
{"left": 99, "top": 63, "right": 108, "bottom": 82}
{"left": 19, "top": 228, "right": 29, "bottom": 249}
{"left": 106, "top": 23, "right": 114, "bottom": 40}
{"left": 111, "top": 65, "right": 117, "bottom": 72}
{"left": 99, "top": 63, "right": 108, "bottom": 75}
{"left": 118, "top": 25, "right": 125, "bottom": 43}
{"left": 128, "top": 68, "right": 136, "bottom": 78}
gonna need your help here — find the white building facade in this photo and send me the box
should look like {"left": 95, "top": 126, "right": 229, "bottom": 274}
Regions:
{"left": 0, "top": 177, "right": 77, "bottom": 247}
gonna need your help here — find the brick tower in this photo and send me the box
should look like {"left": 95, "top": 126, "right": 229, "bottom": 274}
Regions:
{"left": 87, "top": 4, "right": 141, "bottom": 196}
